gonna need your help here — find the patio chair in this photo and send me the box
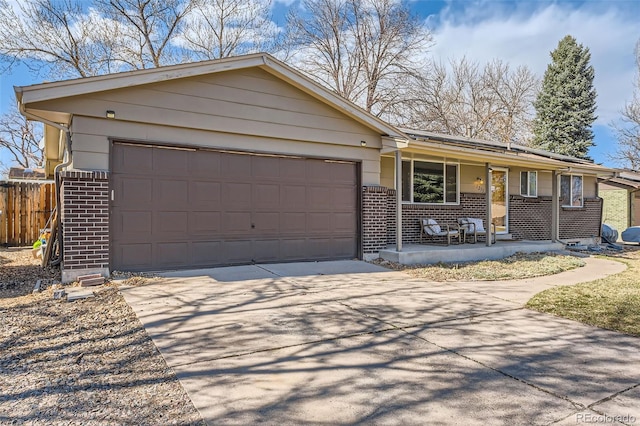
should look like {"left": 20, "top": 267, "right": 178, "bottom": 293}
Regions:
{"left": 458, "top": 218, "right": 496, "bottom": 244}
{"left": 419, "top": 218, "right": 461, "bottom": 245}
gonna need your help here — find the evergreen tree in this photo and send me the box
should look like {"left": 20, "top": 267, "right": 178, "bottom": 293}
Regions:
{"left": 532, "top": 35, "right": 597, "bottom": 159}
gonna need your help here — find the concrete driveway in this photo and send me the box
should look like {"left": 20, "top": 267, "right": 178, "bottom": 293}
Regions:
{"left": 121, "top": 258, "right": 640, "bottom": 425}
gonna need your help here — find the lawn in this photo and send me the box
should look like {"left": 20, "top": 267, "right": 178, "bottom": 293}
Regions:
{"left": 527, "top": 247, "right": 640, "bottom": 337}
{"left": 376, "top": 252, "right": 586, "bottom": 281}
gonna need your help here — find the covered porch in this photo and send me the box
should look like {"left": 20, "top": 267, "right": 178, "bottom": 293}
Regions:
{"left": 378, "top": 240, "right": 565, "bottom": 265}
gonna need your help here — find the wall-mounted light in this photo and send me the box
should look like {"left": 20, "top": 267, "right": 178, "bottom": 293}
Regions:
{"left": 106, "top": 110, "right": 116, "bottom": 119}
{"left": 360, "top": 140, "right": 367, "bottom": 147}
{"left": 474, "top": 177, "right": 484, "bottom": 191}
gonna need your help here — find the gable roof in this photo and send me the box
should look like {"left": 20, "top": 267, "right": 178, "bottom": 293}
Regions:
{"left": 15, "top": 53, "right": 408, "bottom": 140}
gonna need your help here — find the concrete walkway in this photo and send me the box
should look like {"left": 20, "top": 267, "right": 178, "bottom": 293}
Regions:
{"left": 121, "top": 257, "right": 639, "bottom": 425}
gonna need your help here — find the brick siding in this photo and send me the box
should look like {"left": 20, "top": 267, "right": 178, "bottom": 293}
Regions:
{"left": 392, "top": 193, "right": 488, "bottom": 244}
{"left": 362, "top": 186, "right": 390, "bottom": 253}
{"left": 362, "top": 186, "right": 603, "bottom": 251}
{"left": 60, "top": 171, "right": 110, "bottom": 280}
{"left": 509, "top": 195, "right": 552, "bottom": 240}
{"left": 559, "top": 198, "right": 603, "bottom": 240}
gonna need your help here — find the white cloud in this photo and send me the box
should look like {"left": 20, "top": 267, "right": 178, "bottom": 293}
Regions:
{"left": 428, "top": 2, "right": 639, "bottom": 125}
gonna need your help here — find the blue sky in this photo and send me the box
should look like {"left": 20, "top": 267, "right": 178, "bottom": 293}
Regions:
{"left": 2, "top": 0, "right": 639, "bottom": 167}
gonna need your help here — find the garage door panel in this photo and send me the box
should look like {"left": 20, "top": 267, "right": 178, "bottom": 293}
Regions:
{"left": 190, "top": 212, "right": 221, "bottom": 234}
{"left": 222, "top": 212, "right": 251, "bottom": 233}
{"left": 329, "top": 162, "right": 356, "bottom": 183}
{"left": 334, "top": 212, "right": 357, "bottom": 232}
{"left": 308, "top": 212, "right": 330, "bottom": 233}
{"left": 307, "top": 186, "right": 332, "bottom": 210}
{"left": 279, "top": 239, "right": 308, "bottom": 260}
{"left": 117, "top": 177, "right": 153, "bottom": 206}
{"left": 155, "top": 211, "right": 189, "bottom": 235}
{"left": 222, "top": 154, "right": 252, "bottom": 178}
{"left": 253, "top": 240, "right": 281, "bottom": 262}
{"left": 254, "top": 184, "right": 280, "bottom": 209}
{"left": 111, "top": 142, "right": 358, "bottom": 271}
{"left": 224, "top": 240, "right": 254, "bottom": 263}
{"left": 190, "top": 241, "right": 223, "bottom": 265}
{"left": 115, "top": 243, "right": 152, "bottom": 269}
{"left": 155, "top": 180, "right": 189, "bottom": 206}
{"left": 114, "top": 144, "right": 153, "bottom": 174}
{"left": 157, "top": 242, "right": 189, "bottom": 266}
{"left": 332, "top": 237, "right": 358, "bottom": 257}
{"left": 253, "top": 212, "right": 279, "bottom": 234}
{"left": 116, "top": 211, "right": 152, "bottom": 237}
{"left": 307, "top": 238, "right": 331, "bottom": 258}
{"left": 281, "top": 185, "right": 306, "bottom": 209}
{"left": 223, "top": 183, "right": 252, "bottom": 209}
{"left": 333, "top": 187, "right": 357, "bottom": 209}
{"left": 279, "top": 158, "right": 306, "bottom": 181}
{"left": 153, "top": 147, "right": 189, "bottom": 175}
{"left": 307, "top": 161, "right": 333, "bottom": 182}
{"left": 252, "top": 156, "right": 281, "bottom": 179}
{"left": 280, "top": 212, "right": 306, "bottom": 233}
{"left": 190, "top": 150, "right": 221, "bottom": 178}
{"left": 190, "top": 181, "right": 221, "bottom": 207}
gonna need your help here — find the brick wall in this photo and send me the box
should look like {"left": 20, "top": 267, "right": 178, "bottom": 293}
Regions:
{"left": 60, "top": 171, "right": 110, "bottom": 282}
{"left": 509, "top": 195, "right": 552, "bottom": 240}
{"left": 362, "top": 186, "right": 390, "bottom": 254}
{"left": 559, "top": 198, "right": 603, "bottom": 240}
{"left": 390, "top": 193, "right": 487, "bottom": 244}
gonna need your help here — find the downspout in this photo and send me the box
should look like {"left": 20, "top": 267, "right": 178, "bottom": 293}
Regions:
{"left": 19, "top": 102, "right": 72, "bottom": 266}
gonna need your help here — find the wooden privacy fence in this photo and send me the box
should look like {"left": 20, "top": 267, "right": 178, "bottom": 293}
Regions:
{"left": 0, "top": 181, "right": 56, "bottom": 246}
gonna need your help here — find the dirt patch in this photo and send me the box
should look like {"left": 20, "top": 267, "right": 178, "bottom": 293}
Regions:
{"left": 0, "top": 248, "right": 204, "bottom": 425}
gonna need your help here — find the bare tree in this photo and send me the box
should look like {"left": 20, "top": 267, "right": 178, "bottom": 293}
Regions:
{"left": 0, "top": 0, "right": 117, "bottom": 78}
{"left": 177, "top": 0, "right": 277, "bottom": 60}
{"left": 0, "top": 105, "right": 43, "bottom": 176}
{"left": 286, "top": 0, "right": 432, "bottom": 117}
{"left": 611, "top": 41, "right": 640, "bottom": 169}
{"left": 407, "top": 57, "right": 538, "bottom": 144}
{"left": 98, "top": 0, "right": 196, "bottom": 69}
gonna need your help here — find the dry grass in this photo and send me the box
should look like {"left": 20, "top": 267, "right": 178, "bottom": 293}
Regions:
{"left": 374, "top": 252, "right": 586, "bottom": 281}
{"left": 526, "top": 247, "right": 640, "bottom": 336}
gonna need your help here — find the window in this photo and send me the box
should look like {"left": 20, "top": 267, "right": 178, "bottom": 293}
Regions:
{"left": 401, "top": 160, "right": 458, "bottom": 204}
{"left": 520, "top": 171, "right": 537, "bottom": 197}
{"left": 560, "top": 174, "right": 583, "bottom": 207}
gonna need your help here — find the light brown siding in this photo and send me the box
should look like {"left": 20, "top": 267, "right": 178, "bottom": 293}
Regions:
{"left": 33, "top": 68, "right": 383, "bottom": 184}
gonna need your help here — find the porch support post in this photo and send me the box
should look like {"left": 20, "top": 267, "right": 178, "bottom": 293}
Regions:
{"left": 395, "top": 150, "right": 403, "bottom": 252}
{"left": 485, "top": 163, "right": 492, "bottom": 247}
{"left": 551, "top": 170, "right": 560, "bottom": 241}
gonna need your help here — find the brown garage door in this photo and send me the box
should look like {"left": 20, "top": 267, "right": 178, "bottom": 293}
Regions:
{"left": 110, "top": 142, "right": 359, "bottom": 271}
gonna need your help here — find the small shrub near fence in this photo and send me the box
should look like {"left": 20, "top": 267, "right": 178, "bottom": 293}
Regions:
{"left": 0, "top": 181, "right": 55, "bottom": 246}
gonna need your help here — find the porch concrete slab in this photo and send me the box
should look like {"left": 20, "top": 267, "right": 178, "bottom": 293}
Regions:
{"left": 591, "top": 385, "right": 640, "bottom": 423}
{"left": 447, "top": 257, "right": 627, "bottom": 304}
{"left": 409, "top": 309, "right": 640, "bottom": 408}
{"left": 174, "top": 330, "right": 579, "bottom": 425}
{"left": 379, "top": 241, "right": 565, "bottom": 265}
